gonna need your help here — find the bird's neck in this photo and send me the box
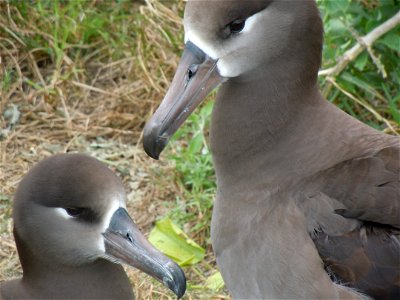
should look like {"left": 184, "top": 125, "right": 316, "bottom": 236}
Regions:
{"left": 210, "top": 77, "right": 322, "bottom": 190}
{"left": 14, "top": 229, "right": 134, "bottom": 298}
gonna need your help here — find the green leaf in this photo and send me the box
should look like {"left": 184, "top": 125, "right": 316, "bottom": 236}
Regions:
{"left": 149, "top": 218, "right": 205, "bottom": 266}
{"left": 324, "top": 0, "right": 350, "bottom": 15}
{"left": 379, "top": 32, "right": 400, "bottom": 52}
{"left": 326, "top": 19, "right": 347, "bottom": 36}
{"left": 188, "top": 132, "right": 204, "bottom": 154}
{"left": 354, "top": 51, "right": 368, "bottom": 71}
{"left": 205, "top": 271, "right": 225, "bottom": 291}
{"left": 200, "top": 99, "right": 214, "bottom": 116}
{"left": 341, "top": 72, "right": 379, "bottom": 96}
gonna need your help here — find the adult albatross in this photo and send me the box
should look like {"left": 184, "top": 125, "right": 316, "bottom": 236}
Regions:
{"left": 143, "top": 0, "right": 399, "bottom": 299}
{"left": 0, "top": 153, "right": 186, "bottom": 299}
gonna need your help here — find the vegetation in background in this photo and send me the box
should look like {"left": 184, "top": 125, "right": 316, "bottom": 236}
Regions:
{"left": 317, "top": 0, "right": 399, "bottom": 130}
{"left": 1, "top": 0, "right": 399, "bottom": 298}
{"left": 149, "top": 217, "right": 205, "bottom": 266}
{"left": 166, "top": 99, "right": 215, "bottom": 240}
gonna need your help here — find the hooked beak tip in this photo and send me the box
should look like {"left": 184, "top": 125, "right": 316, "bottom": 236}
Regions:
{"left": 164, "top": 263, "right": 186, "bottom": 298}
{"left": 144, "top": 144, "right": 161, "bottom": 160}
{"left": 142, "top": 41, "right": 225, "bottom": 161}
{"left": 103, "top": 208, "right": 187, "bottom": 298}
{"left": 143, "top": 122, "right": 167, "bottom": 160}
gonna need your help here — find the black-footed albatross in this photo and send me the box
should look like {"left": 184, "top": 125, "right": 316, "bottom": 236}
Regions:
{"left": 0, "top": 153, "right": 186, "bottom": 299}
{"left": 143, "top": 1, "right": 400, "bottom": 299}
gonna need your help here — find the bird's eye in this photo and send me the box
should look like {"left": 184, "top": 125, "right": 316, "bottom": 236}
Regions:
{"left": 229, "top": 19, "right": 246, "bottom": 34}
{"left": 65, "top": 207, "right": 84, "bottom": 217}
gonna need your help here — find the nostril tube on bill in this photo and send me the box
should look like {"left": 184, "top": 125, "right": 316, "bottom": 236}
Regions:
{"left": 187, "top": 64, "right": 199, "bottom": 80}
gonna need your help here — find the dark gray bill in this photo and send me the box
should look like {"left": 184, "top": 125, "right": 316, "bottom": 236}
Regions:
{"left": 143, "top": 41, "right": 226, "bottom": 159}
{"left": 103, "top": 208, "right": 186, "bottom": 298}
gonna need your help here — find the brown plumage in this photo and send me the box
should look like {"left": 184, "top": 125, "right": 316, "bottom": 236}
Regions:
{"left": 143, "top": 0, "right": 400, "bottom": 298}
{"left": 311, "top": 146, "right": 400, "bottom": 299}
{"left": 314, "top": 225, "right": 400, "bottom": 300}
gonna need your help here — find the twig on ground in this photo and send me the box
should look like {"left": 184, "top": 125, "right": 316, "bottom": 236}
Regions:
{"left": 319, "top": 11, "right": 400, "bottom": 78}
{"left": 327, "top": 77, "right": 398, "bottom": 135}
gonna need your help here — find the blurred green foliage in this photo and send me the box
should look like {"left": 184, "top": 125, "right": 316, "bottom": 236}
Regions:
{"left": 317, "top": 0, "right": 399, "bottom": 127}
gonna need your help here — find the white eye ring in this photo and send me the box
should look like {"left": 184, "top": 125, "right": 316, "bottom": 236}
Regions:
{"left": 240, "top": 11, "right": 260, "bottom": 34}
{"left": 54, "top": 207, "right": 74, "bottom": 219}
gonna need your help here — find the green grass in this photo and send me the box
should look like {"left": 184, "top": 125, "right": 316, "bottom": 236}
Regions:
{"left": 317, "top": 0, "right": 400, "bottom": 132}
{"left": 166, "top": 98, "right": 216, "bottom": 241}
{"left": 1, "top": 0, "right": 141, "bottom": 92}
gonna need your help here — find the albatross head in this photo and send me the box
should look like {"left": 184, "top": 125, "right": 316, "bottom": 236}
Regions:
{"left": 13, "top": 154, "right": 186, "bottom": 298}
{"left": 143, "top": 0, "right": 322, "bottom": 159}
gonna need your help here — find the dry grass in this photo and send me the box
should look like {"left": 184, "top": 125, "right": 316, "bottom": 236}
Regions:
{"left": 0, "top": 0, "right": 228, "bottom": 298}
